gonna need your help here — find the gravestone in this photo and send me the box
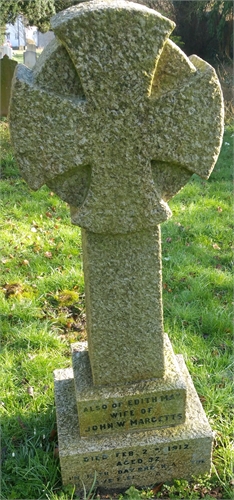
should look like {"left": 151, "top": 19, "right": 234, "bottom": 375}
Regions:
{"left": 26, "top": 43, "right": 36, "bottom": 52}
{"left": 0, "top": 45, "right": 13, "bottom": 59}
{"left": 0, "top": 55, "right": 17, "bottom": 117}
{"left": 9, "top": 0, "right": 224, "bottom": 493}
{"left": 23, "top": 50, "right": 37, "bottom": 69}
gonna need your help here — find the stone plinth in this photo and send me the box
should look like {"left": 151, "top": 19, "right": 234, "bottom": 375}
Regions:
{"left": 54, "top": 355, "right": 213, "bottom": 493}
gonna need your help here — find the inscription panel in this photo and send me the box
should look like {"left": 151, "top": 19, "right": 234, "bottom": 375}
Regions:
{"left": 62, "top": 438, "right": 212, "bottom": 491}
{"left": 77, "top": 391, "right": 186, "bottom": 436}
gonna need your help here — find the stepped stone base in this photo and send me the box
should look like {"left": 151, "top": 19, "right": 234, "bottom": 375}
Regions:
{"left": 54, "top": 354, "right": 213, "bottom": 493}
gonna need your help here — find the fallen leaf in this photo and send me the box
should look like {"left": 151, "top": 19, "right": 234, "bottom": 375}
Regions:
{"left": 152, "top": 482, "right": 163, "bottom": 495}
{"left": 21, "top": 377, "right": 29, "bottom": 384}
{"left": 1, "top": 258, "right": 9, "bottom": 264}
{"left": 199, "top": 395, "right": 206, "bottom": 404}
{"left": 17, "top": 417, "right": 27, "bottom": 429}
{"left": 217, "top": 206, "right": 222, "bottom": 212}
{"left": 54, "top": 446, "right": 59, "bottom": 458}
{"left": 45, "top": 211, "right": 52, "bottom": 218}
{"left": 49, "top": 428, "right": 57, "bottom": 441}
{"left": 27, "top": 386, "right": 34, "bottom": 397}
{"left": 213, "top": 243, "right": 221, "bottom": 250}
{"left": 2, "top": 283, "right": 23, "bottom": 298}
{"left": 27, "top": 353, "right": 36, "bottom": 360}
{"left": 44, "top": 251, "right": 52, "bottom": 259}
{"left": 21, "top": 259, "right": 29, "bottom": 266}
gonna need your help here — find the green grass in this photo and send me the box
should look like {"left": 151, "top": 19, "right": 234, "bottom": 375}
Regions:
{"left": 0, "top": 120, "right": 233, "bottom": 499}
{"left": 12, "top": 50, "right": 24, "bottom": 64}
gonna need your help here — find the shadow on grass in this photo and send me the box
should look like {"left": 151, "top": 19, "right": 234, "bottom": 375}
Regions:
{"left": 1, "top": 405, "right": 62, "bottom": 499}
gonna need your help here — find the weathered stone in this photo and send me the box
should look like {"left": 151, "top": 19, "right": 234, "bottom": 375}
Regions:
{"left": 10, "top": 1, "right": 223, "bottom": 223}
{"left": 54, "top": 355, "right": 213, "bottom": 493}
{"left": 72, "top": 335, "right": 187, "bottom": 436}
{"left": 82, "top": 228, "right": 165, "bottom": 384}
{"left": 9, "top": 0, "right": 224, "bottom": 491}
{"left": 9, "top": 0, "right": 223, "bottom": 386}
{"left": 0, "top": 55, "right": 17, "bottom": 117}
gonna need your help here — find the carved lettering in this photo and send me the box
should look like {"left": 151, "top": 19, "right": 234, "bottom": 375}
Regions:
{"left": 116, "top": 421, "right": 126, "bottom": 427}
{"left": 129, "top": 413, "right": 183, "bottom": 427}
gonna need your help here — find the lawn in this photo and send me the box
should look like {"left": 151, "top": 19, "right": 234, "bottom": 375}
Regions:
{"left": 0, "top": 119, "right": 233, "bottom": 500}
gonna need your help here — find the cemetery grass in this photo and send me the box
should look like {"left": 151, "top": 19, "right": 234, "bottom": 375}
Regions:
{"left": 0, "top": 119, "right": 233, "bottom": 500}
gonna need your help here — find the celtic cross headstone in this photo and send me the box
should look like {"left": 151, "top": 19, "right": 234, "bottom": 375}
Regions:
{"left": 10, "top": 0, "right": 224, "bottom": 493}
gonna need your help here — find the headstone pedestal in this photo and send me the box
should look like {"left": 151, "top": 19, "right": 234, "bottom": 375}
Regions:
{"left": 9, "top": 0, "right": 224, "bottom": 493}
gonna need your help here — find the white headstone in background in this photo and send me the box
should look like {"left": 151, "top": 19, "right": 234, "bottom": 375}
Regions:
{"left": 0, "top": 46, "right": 13, "bottom": 59}
{"left": 23, "top": 50, "right": 37, "bottom": 69}
{"left": 27, "top": 43, "right": 36, "bottom": 52}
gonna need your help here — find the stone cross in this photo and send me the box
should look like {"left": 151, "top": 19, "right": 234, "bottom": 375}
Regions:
{"left": 10, "top": 1, "right": 223, "bottom": 388}
{"left": 10, "top": 1, "right": 224, "bottom": 489}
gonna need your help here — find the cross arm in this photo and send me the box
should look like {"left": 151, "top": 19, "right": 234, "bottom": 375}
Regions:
{"left": 51, "top": 0, "right": 175, "bottom": 108}
{"left": 145, "top": 40, "right": 224, "bottom": 201}
{"left": 9, "top": 60, "right": 93, "bottom": 207}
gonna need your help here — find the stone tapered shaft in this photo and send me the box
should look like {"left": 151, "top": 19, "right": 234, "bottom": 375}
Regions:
{"left": 82, "top": 227, "right": 164, "bottom": 385}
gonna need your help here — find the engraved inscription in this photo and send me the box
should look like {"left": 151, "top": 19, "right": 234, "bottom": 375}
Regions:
{"left": 77, "top": 391, "right": 186, "bottom": 436}
{"left": 67, "top": 440, "right": 211, "bottom": 490}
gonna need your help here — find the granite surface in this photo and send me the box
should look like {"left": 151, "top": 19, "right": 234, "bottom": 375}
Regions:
{"left": 9, "top": 0, "right": 224, "bottom": 234}
{"left": 82, "top": 227, "right": 165, "bottom": 384}
{"left": 54, "top": 355, "right": 213, "bottom": 492}
{"left": 9, "top": 2, "right": 220, "bottom": 487}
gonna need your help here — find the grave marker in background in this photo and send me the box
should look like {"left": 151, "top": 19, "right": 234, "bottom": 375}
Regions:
{"left": 0, "top": 46, "right": 13, "bottom": 59}
{"left": 0, "top": 55, "right": 17, "bottom": 117}
{"left": 23, "top": 50, "right": 37, "bottom": 68}
{"left": 26, "top": 43, "right": 36, "bottom": 52}
{"left": 9, "top": 0, "right": 224, "bottom": 493}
